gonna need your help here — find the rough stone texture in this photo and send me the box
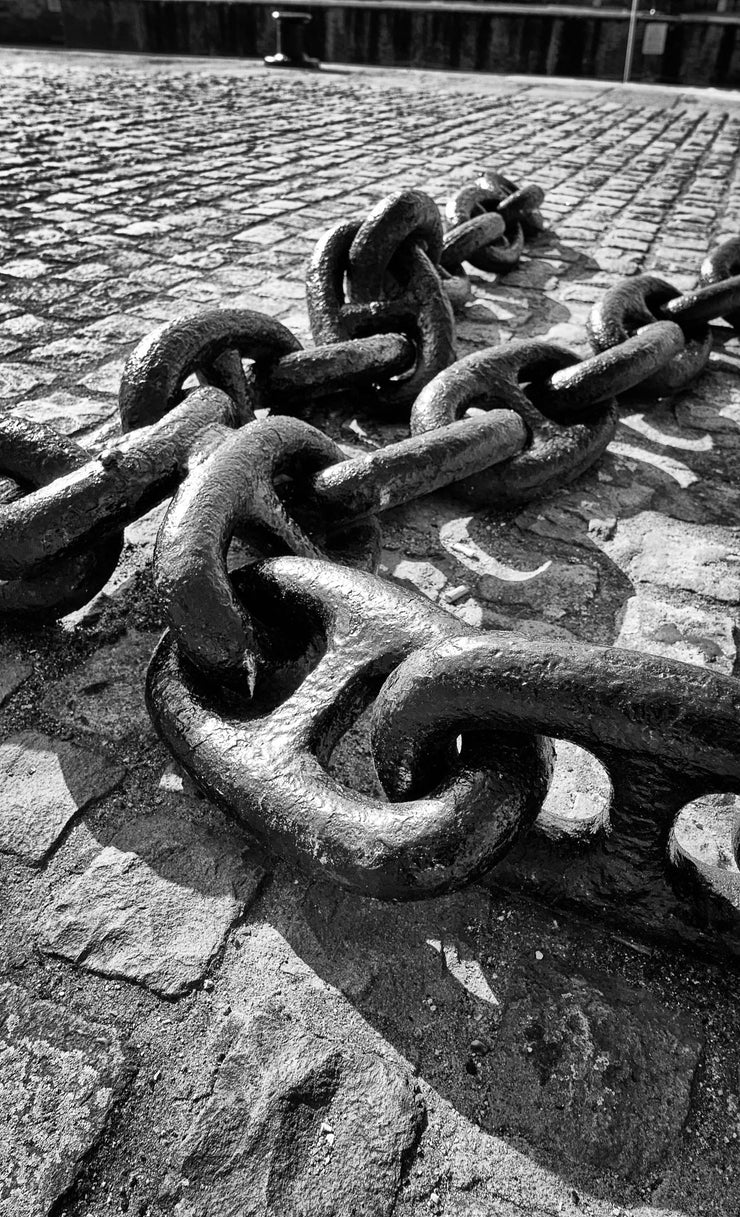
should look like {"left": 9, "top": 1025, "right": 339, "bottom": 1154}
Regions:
{"left": 0, "top": 730, "right": 123, "bottom": 863}
{"left": 616, "top": 592, "right": 738, "bottom": 673}
{"left": 170, "top": 1007, "right": 423, "bottom": 1216}
{"left": 0, "top": 47, "right": 739, "bottom": 1217}
{"left": 227, "top": 878, "right": 713, "bottom": 1216}
{"left": 0, "top": 982, "right": 129, "bottom": 1216}
{"left": 537, "top": 739, "right": 611, "bottom": 837}
{"left": 605, "top": 511, "right": 740, "bottom": 602}
{"left": 485, "top": 966, "right": 701, "bottom": 1180}
{"left": 40, "top": 812, "right": 265, "bottom": 996}
{"left": 0, "top": 651, "right": 32, "bottom": 706}
{"left": 41, "top": 629, "right": 162, "bottom": 739}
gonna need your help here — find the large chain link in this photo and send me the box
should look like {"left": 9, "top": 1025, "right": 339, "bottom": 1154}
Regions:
{"left": 3, "top": 168, "right": 740, "bottom": 958}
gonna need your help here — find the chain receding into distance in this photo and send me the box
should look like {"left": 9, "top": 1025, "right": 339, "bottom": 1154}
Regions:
{"left": 2, "top": 170, "right": 740, "bottom": 959}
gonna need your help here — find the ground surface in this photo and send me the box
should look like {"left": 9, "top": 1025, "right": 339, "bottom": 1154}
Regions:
{"left": 1, "top": 47, "right": 740, "bottom": 1217}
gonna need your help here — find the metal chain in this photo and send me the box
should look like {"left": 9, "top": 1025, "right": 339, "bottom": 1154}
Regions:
{"left": 3, "top": 169, "right": 740, "bottom": 958}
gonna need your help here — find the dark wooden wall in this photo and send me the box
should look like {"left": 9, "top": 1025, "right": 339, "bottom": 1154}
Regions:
{"left": 2, "top": 0, "right": 739, "bottom": 89}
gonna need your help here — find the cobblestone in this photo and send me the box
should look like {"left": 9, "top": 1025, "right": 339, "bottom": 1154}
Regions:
{"left": 41, "top": 629, "right": 162, "bottom": 739}
{"left": 40, "top": 811, "right": 265, "bottom": 997}
{"left": 0, "top": 731, "right": 123, "bottom": 863}
{"left": 169, "top": 1006, "right": 422, "bottom": 1215}
{"left": 0, "top": 982, "right": 129, "bottom": 1216}
{"left": 0, "top": 651, "right": 31, "bottom": 707}
{"left": 1, "top": 46, "right": 740, "bottom": 1217}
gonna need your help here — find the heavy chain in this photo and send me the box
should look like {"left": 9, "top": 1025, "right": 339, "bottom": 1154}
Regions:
{"left": 3, "top": 170, "right": 740, "bottom": 958}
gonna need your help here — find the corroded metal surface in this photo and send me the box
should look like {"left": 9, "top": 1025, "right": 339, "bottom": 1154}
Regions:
{"left": 439, "top": 212, "right": 506, "bottom": 272}
{"left": 529, "top": 321, "right": 685, "bottom": 419}
{"left": 409, "top": 339, "right": 618, "bottom": 505}
{"left": 348, "top": 189, "right": 444, "bottom": 301}
{"left": 262, "top": 333, "right": 414, "bottom": 406}
{"left": 699, "top": 236, "right": 740, "bottom": 330}
{"left": 0, "top": 389, "right": 238, "bottom": 577}
{"left": 153, "top": 417, "right": 381, "bottom": 685}
{"left": 661, "top": 275, "right": 740, "bottom": 327}
{"left": 477, "top": 169, "right": 546, "bottom": 234}
{"left": 306, "top": 210, "right": 456, "bottom": 414}
{"left": 0, "top": 416, "right": 123, "bottom": 617}
{"left": 445, "top": 184, "right": 525, "bottom": 272}
{"left": 153, "top": 410, "right": 528, "bottom": 680}
{"left": 309, "top": 409, "right": 527, "bottom": 524}
{"left": 6, "top": 59, "right": 740, "bottom": 1217}
{"left": 147, "top": 557, "right": 552, "bottom": 899}
{"left": 373, "top": 632, "right": 740, "bottom": 955}
{"left": 0, "top": 389, "right": 238, "bottom": 617}
{"left": 587, "top": 274, "right": 713, "bottom": 395}
{"left": 4, "top": 175, "right": 740, "bottom": 942}
{"left": 119, "top": 308, "right": 300, "bottom": 431}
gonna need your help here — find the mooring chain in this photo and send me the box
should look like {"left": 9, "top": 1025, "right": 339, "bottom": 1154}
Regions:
{"left": 142, "top": 191, "right": 739, "bottom": 952}
{"left": 3, "top": 177, "right": 739, "bottom": 621}
{"left": 147, "top": 556, "right": 553, "bottom": 899}
{"left": 147, "top": 552, "right": 740, "bottom": 939}
{"left": 3, "top": 171, "right": 740, "bottom": 958}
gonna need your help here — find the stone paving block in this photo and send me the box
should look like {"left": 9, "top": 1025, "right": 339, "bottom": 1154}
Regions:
{"left": 1, "top": 47, "right": 740, "bottom": 1217}
{"left": 0, "top": 982, "right": 130, "bottom": 1216}
{"left": 0, "top": 652, "right": 32, "bottom": 707}
{"left": 605, "top": 512, "right": 740, "bottom": 603}
{"left": 10, "top": 391, "right": 114, "bottom": 435}
{"left": 168, "top": 1006, "right": 422, "bottom": 1216}
{"left": 481, "top": 965, "right": 701, "bottom": 1181}
{"left": 616, "top": 593, "right": 738, "bottom": 673}
{"left": 40, "top": 812, "right": 265, "bottom": 997}
{"left": 0, "top": 731, "right": 123, "bottom": 864}
{"left": 675, "top": 373, "right": 740, "bottom": 446}
{"left": 41, "top": 630, "right": 162, "bottom": 740}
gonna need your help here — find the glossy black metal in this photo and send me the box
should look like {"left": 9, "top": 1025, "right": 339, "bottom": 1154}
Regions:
{"left": 348, "top": 190, "right": 444, "bottom": 301}
{"left": 410, "top": 340, "right": 618, "bottom": 506}
{"left": 119, "top": 308, "right": 300, "bottom": 432}
{"left": 498, "top": 183, "right": 546, "bottom": 231}
{"left": 699, "top": 237, "right": 740, "bottom": 331}
{"left": 529, "top": 321, "right": 685, "bottom": 420}
{"left": 439, "top": 213, "right": 506, "bottom": 273}
{"left": 306, "top": 205, "right": 456, "bottom": 415}
{"left": 372, "top": 633, "right": 740, "bottom": 956}
{"left": 264, "top": 9, "right": 320, "bottom": 69}
{"left": 305, "top": 218, "right": 361, "bottom": 346}
{"left": 146, "top": 557, "right": 551, "bottom": 899}
{"left": 661, "top": 276, "right": 740, "bottom": 327}
{"left": 439, "top": 265, "right": 473, "bottom": 315}
{"left": 154, "top": 417, "right": 381, "bottom": 686}
{"left": 446, "top": 184, "right": 525, "bottom": 273}
{"left": 0, "top": 389, "right": 238, "bottom": 579}
{"left": 588, "top": 274, "right": 712, "bottom": 395}
{"left": 309, "top": 409, "right": 528, "bottom": 524}
{"left": 0, "top": 415, "right": 90, "bottom": 486}
{"left": 261, "top": 333, "right": 414, "bottom": 407}
{"left": 476, "top": 170, "right": 546, "bottom": 235}
{"left": 153, "top": 408, "right": 531, "bottom": 681}
{"left": 0, "top": 416, "right": 122, "bottom": 617}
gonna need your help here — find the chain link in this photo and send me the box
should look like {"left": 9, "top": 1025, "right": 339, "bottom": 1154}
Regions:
{"left": 700, "top": 236, "right": 740, "bottom": 331}
{"left": 409, "top": 340, "right": 618, "bottom": 506}
{"left": 587, "top": 274, "right": 713, "bottom": 395}
{"left": 3, "top": 168, "right": 740, "bottom": 954}
{"left": 147, "top": 556, "right": 552, "bottom": 898}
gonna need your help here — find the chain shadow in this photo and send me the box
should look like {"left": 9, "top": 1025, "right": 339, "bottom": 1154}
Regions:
{"left": 258, "top": 863, "right": 734, "bottom": 1213}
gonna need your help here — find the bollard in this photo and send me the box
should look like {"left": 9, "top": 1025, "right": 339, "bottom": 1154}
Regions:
{"left": 264, "top": 10, "right": 321, "bottom": 70}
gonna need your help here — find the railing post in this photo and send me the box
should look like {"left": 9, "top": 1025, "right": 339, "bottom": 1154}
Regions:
{"left": 623, "top": 0, "right": 641, "bottom": 83}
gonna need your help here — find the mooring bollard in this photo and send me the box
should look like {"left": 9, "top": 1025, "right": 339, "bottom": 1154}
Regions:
{"left": 264, "top": 10, "right": 321, "bottom": 70}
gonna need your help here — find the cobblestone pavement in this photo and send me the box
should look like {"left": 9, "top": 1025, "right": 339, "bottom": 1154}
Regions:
{"left": 1, "top": 46, "right": 740, "bottom": 1217}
